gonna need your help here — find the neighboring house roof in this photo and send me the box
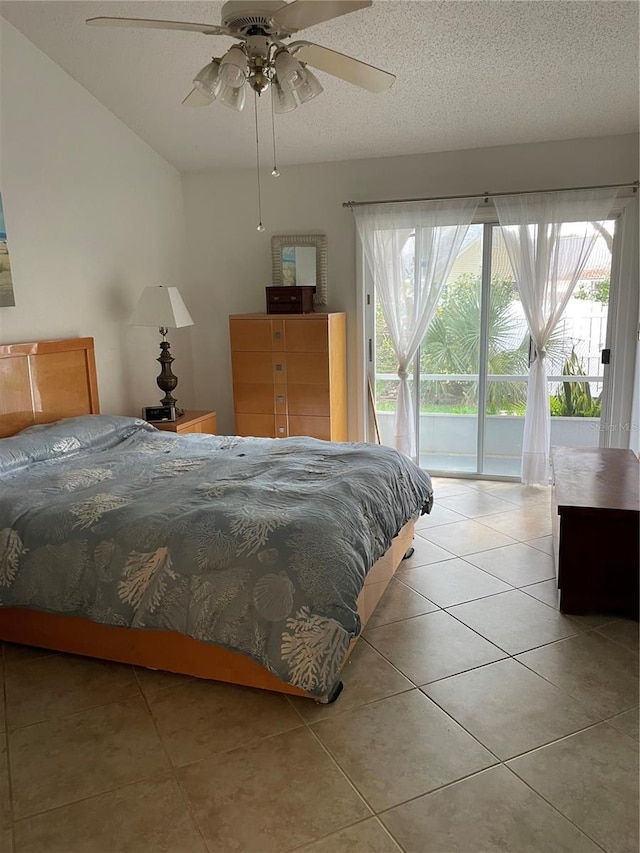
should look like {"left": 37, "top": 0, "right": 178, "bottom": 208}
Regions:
{"left": 447, "top": 230, "right": 612, "bottom": 286}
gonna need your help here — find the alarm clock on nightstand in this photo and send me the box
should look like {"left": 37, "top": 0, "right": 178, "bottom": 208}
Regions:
{"left": 142, "top": 405, "right": 177, "bottom": 422}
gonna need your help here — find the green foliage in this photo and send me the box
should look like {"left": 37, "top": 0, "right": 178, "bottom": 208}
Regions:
{"left": 375, "top": 273, "right": 530, "bottom": 414}
{"left": 575, "top": 277, "right": 610, "bottom": 305}
{"left": 375, "top": 400, "right": 478, "bottom": 414}
{"left": 550, "top": 348, "right": 601, "bottom": 418}
{"left": 375, "top": 263, "right": 605, "bottom": 419}
{"left": 423, "top": 274, "right": 530, "bottom": 412}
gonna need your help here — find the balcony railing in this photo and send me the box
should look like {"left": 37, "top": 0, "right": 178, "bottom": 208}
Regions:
{"left": 375, "top": 372, "right": 604, "bottom": 387}
{"left": 374, "top": 372, "right": 603, "bottom": 475}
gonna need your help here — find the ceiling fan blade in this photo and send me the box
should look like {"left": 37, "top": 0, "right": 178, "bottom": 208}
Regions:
{"left": 272, "top": 1, "right": 372, "bottom": 33}
{"left": 86, "top": 17, "right": 230, "bottom": 36}
{"left": 293, "top": 42, "right": 395, "bottom": 93}
{"left": 182, "top": 88, "right": 213, "bottom": 107}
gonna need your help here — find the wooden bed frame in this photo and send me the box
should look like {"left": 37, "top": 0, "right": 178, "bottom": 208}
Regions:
{"left": 0, "top": 337, "right": 414, "bottom": 701}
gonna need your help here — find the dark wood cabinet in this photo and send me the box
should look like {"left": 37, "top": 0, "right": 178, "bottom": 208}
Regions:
{"left": 551, "top": 446, "right": 639, "bottom": 619}
{"left": 265, "top": 286, "right": 315, "bottom": 314}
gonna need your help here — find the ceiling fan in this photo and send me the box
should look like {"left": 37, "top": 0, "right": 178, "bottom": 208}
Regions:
{"left": 86, "top": 0, "right": 396, "bottom": 113}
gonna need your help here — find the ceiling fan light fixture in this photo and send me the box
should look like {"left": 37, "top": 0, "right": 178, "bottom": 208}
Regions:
{"left": 272, "top": 78, "right": 298, "bottom": 113}
{"left": 193, "top": 59, "right": 221, "bottom": 99}
{"left": 296, "top": 66, "right": 323, "bottom": 104}
{"left": 219, "top": 80, "right": 247, "bottom": 111}
{"left": 274, "top": 48, "right": 306, "bottom": 90}
{"left": 87, "top": 1, "right": 397, "bottom": 233}
{"left": 248, "top": 57, "right": 271, "bottom": 94}
{"left": 219, "top": 45, "right": 248, "bottom": 88}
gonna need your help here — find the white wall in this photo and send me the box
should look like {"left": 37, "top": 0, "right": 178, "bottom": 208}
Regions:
{"left": 182, "top": 133, "right": 639, "bottom": 437}
{"left": 0, "top": 19, "right": 193, "bottom": 417}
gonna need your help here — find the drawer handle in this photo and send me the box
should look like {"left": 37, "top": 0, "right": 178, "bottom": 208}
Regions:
{"left": 290, "top": 296, "right": 297, "bottom": 301}
{"left": 276, "top": 395, "right": 284, "bottom": 404}
{"left": 278, "top": 427, "right": 285, "bottom": 434}
{"left": 274, "top": 332, "right": 281, "bottom": 339}
{"left": 273, "top": 296, "right": 280, "bottom": 301}
{"left": 275, "top": 364, "right": 283, "bottom": 371}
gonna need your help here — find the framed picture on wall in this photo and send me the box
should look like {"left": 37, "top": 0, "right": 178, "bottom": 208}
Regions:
{"left": 0, "top": 193, "right": 15, "bottom": 308}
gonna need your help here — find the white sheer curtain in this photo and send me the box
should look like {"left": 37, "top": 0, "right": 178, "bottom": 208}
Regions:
{"left": 495, "top": 188, "right": 618, "bottom": 485}
{"left": 354, "top": 198, "right": 478, "bottom": 458}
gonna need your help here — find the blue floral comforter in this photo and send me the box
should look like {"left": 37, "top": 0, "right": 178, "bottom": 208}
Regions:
{"left": 0, "top": 416, "right": 433, "bottom": 696}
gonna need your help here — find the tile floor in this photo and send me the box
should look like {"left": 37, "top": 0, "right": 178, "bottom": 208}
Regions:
{"left": 1, "top": 477, "right": 638, "bottom": 853}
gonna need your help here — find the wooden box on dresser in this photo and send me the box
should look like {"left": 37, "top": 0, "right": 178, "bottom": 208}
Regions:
{"left": 229, "top": 313, "right": 347, "bottom": 440}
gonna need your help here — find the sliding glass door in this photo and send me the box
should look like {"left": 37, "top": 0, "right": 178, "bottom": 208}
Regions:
{"left": 416, "top": 223, "right": 483, "bottom": 472}
{"left": 481, "top": 226, "right": 530, "bottom": 476}
{"left": 369, "top": 219, "right": 616, "bottom": 477}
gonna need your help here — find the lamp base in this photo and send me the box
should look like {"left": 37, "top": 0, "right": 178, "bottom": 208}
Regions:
{"left": 157, "top": 340, "right": 182, "bottom": 415}
{"left": 158, "top": 395, "right": 183, "bottom": 417}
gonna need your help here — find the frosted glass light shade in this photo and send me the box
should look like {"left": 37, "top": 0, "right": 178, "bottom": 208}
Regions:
{"left": 274, "top": 49, "right": 305, "bottom": 89}
{"left": 272, "top": 78, "right": 297, "bottom": 113}
{"left": 219, "top": 45, "right": 248, "bottom": 88}
{"left": 297, "top": 67, "right": 323, "bottom": 104}
{"left": 128, "top": 286, "right": 194, "bottom": 328}
{"left": 193, "top": 59, "right": 221, "bottom": 99}
{"left": 219, "top": 80, "right": 246, "bottom": 111}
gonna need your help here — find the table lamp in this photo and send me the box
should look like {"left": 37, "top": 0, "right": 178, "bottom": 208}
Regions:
{"left": 129, "top": 285, "right": 194, "bottom": 417}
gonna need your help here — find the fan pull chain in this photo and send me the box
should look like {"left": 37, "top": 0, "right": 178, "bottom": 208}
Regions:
{"left": 270, "top": 91, "right": 280, "bottom": 177}
{"left": 254, "top": 92, "right": 265, "bottom": 232}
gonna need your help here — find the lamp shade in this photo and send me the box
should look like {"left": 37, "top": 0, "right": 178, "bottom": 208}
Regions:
{"left": 193, "top": 59, "right": 221, "bottom": 100}
{"left": 297, "top": 67, "right": 323, "bottom": 104}
{"left": 128, "top": 286, "right": 194, "bottom": 328}
{"left": 272, "top": 78, "right": 297, "bottom": 113}
{"left": 274, "top": 49, "right": 305, "bottom": 90}
{"left": 219, "top": 45, "right": 248, "bottom": 88}
{"left": 219, "top": 80, "right": 246, "bottom": 111}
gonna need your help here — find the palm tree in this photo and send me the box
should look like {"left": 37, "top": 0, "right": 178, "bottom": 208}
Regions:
{"left": 420, "top": 274, "right": 530, "bottom": 413}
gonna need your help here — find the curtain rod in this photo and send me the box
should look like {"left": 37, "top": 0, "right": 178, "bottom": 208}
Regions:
{"left": 342, "top": 180, "right": 639, "bottom": 209}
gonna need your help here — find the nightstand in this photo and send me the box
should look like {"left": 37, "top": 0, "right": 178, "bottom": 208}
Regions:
{"left": 151, "top": 409, "right": 217, "bottom": 435}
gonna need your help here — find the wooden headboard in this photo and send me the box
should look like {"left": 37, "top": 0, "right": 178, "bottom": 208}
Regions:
{"left": 0, "top": 337, "right": 100, "bottom": 438}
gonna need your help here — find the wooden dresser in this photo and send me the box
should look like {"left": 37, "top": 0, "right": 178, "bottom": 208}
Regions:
{"left": 229, "top": 313, "right": 347, "bottom": 440}
{"left": 551, "top": 446, "right": 639, "bottom": 619}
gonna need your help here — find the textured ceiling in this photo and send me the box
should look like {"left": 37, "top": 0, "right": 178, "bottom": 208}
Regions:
{"left": 1, "top": 1, "right": 638, "bottom": 172}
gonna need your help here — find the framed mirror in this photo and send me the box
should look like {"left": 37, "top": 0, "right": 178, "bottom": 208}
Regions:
{"left": 271, "top": 234, "right": 328, "bottom": 305}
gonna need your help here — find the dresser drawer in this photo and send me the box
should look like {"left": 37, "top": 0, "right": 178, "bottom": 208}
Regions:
{"left": 288, "top": 415, "right": 331, "bottom": 440}
{"left": 274, "top": 385, "right": 287, "bottom": 415}
{"left": 180, "top": 416, "right": 217, "bottom": 434}
{"left": 232, "top": 351, "right": 274, "bottom": 384}
{"left": 234, "top": 413, "right": 276, "bottom": 438}
{"left": 229, "top": 318, "right": 274, "bottom": 351}
{"left": 272, "top": 353, "right": 287, "bottom": 383}
{"left": 283, "top": 318, "right": 329, "bottom": 352}
{"left": 153, "top": 410, "right": 217, "bottom": 435}
{"left": 287, "top": 384, "right": 330, "bottom": 417}
{"left": 233, "top": 383, "right": 276, "bottom": 414}
{"left": 286, "top": 353, "right": 329, "bottom": 385}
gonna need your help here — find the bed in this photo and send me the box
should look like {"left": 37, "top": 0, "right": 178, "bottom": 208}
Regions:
{"left": 0, "top": 337, "right": 433, "bottom": 702}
